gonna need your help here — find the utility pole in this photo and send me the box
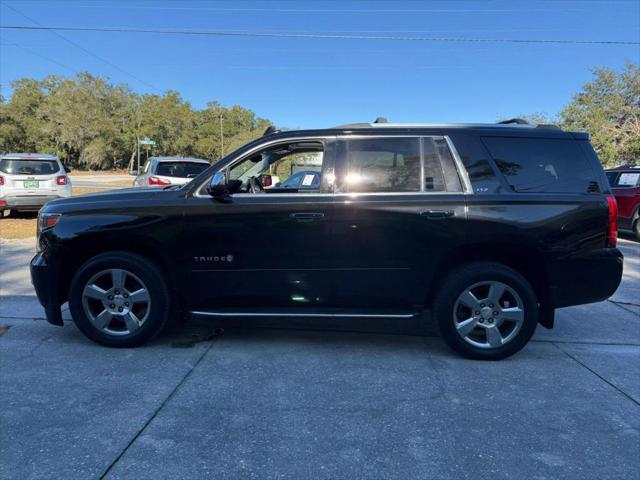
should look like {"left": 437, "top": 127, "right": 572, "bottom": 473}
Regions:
{"left": 219, "top": 114, "right": 224, "bottom": 158}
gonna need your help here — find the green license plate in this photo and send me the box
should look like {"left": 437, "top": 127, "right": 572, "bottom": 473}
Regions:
{"left": 23, "top": 180, "right": 39, "bottom": 188}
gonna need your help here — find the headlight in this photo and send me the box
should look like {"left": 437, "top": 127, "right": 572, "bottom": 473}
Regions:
{"left": 38, "top": 212, "right": 61, "bottom": 232}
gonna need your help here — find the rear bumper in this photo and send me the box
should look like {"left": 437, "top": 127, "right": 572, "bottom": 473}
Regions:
{"left": 0, "top": 195, "right": 65, "bottom": 211}
{"left": 549, "top": 247, "right": 623, "bottom": 308}
{"left": 30, "top": 252, "right": 64, "bottom": 325}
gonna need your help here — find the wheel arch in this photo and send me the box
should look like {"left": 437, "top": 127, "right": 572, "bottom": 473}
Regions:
{"left": 426, "top": 242, "right": 551, "bottom": 325}
{"left": 58, "top": 234, "right": 177, "bottom": 305}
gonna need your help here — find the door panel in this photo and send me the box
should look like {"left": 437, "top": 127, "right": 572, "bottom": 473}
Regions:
{"left": 327, "top": 194, "right": 467, "bottom": 310}
{"left": 328, "top": 135, "right": 468, "bottom": 311}
{"left": 179, "top": 138, "right": 336, "bottom": 313}
{"left": 180, "top": 195, "right": 335, "bottom": 311}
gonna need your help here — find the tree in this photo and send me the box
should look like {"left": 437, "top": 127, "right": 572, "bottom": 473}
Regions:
{"left": 0, "top": 72, "right": 273, "bottom": 169}
{"left": 560, "top": 63, "right": 640, "bottom": 167}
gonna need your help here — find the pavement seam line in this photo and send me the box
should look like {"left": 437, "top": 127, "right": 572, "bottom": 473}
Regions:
{"left": 552, "top": 341, "right": 640, "bottom": 408}
{"left": 98, "top": 339, "right": 218, "bottom": 479}
{"left": 607, "top": 300, "right": 640, "bottom": 318}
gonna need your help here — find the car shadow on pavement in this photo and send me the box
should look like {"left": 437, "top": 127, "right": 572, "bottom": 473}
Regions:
{"left": 155, "top": 314, "right": 440, "bottom": 348}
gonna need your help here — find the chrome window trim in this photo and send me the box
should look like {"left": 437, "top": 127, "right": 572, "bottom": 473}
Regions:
{"left": 444, "top": 135, "right": 473, "bottom": 194}
{"left": 211, "top": 191, "right": 464, "bottom": 199}
{"left": 194, "top": 133, "right": 473, "bottom": 198}
{"left": 194, "top": 135, "right": 335, "bottom": 197}
{"left": 334, "top": 191, "right": 463, "bottom": 198}
{"left": 419, "top": 138, "right": 425, "bottom": 193}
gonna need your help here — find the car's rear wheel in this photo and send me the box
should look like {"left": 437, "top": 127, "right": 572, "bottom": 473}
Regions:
{"left": 633, "top": 218, "right": 640, "bottom": 241}
{"left": 433, "top": 262, "right": 538, "bottom": 360}
{"left": 69, "top": 252, "right": 170, "bottom": 347}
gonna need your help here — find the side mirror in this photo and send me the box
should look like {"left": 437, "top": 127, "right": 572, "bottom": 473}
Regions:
{"left": 64, "top": 165, "right": 72, "bottom": 173}
{"left": 207, "top": 171, "right": 231, "bottom": 201}
{"left": 129, "top": 170, "right": 138, "bottom": 176}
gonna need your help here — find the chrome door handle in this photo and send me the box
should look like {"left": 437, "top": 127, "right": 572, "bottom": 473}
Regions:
{"left": 420, "top": 210, "right": 454, "bottom": 219}
{"left": 290, "top": 212, "right": 325, "bottom": 223}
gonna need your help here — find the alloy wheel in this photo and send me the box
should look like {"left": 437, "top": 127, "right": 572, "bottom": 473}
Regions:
{"left": 81, "top": 268, "right": 151, "bottom": 336}
{"left": 453, "top": 280, "right": 525, "bottom": 349}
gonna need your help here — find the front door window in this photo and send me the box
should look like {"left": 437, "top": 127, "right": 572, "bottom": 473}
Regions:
{"left": 229, "top": 141, "right": 326, "bottom": 193}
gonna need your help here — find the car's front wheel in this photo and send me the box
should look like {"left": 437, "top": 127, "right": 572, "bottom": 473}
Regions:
{"left": 69, "top": 252, "right": 171, "bottom": 347}
{"left": 433, "top": 262, "right": 538, "bottom": 360}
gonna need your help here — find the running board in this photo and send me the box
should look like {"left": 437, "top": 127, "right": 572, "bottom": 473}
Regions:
{"left": 190, "top": 311, "right": 418, "bottom": 319}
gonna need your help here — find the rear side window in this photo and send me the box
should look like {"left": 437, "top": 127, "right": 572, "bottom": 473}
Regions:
{"left": 155, "top": 162, "right": 208, "bottom": 178}
{"left": 0, "top": 159, "right": 60, "bottom": 175}
{"left": 344, "top": 137, "right": 422, "bottom": 192}
{"left": 341, "top": 137, "right": 454, "bottom": 193}
{"left": 607, "top": 171, "right": 640, "bottom": 188}
{"left": 482, "top": 137, "right": 597, "bottom": 193}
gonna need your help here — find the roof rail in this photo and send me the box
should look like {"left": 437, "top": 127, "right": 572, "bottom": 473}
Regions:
{"left": 263, "top": 125, "right": 279, "bottom": 136}
{"left": 331, "top": 120, "right": 563, "bottom": 130}
{"left": 497, "top": 118, "right": 531, "bottom": 125}
{"left": 498, "top": 118, "right": 561, "bottom": 130}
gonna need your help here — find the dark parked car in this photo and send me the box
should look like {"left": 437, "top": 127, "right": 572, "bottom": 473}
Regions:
{"left": 31, "top": 119, "right": 623, "bottom": 359}
{"left": 605, "top": 166, "right": 640, "bottom": 240}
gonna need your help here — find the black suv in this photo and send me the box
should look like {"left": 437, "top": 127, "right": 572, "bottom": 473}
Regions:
{"left": 31, "top": 120, "right": 623, "bottom": 359}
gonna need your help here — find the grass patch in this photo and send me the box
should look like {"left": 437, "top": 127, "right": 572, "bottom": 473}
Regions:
{"left": 1, "top": 183, "right": 132, "bottom": 240}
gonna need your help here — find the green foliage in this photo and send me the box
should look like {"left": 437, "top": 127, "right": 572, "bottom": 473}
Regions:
{"left": 560, "top": 63, "right": 640, "bottom": 167}
{"left": 0, "top": 72, "right": 271, "bottom": 170}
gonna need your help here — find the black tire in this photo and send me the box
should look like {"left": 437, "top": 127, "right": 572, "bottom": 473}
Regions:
{"left": 633, "top": 219, "right": 640, "bottom": 242}
{"left": 433, "top": 262, "right": 538, "bottom": 360}
{"left": 68, "top": 252, "right": 171, "bottom": 347}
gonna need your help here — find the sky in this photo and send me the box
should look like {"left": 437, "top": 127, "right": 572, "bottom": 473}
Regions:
{"left": 0, "top": 0, "right": 639, "bottom": 129}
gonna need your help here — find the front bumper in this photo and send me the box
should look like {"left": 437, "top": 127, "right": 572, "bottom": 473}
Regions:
{"left": 30, "top": 251, "right": 64, "bottom": 325}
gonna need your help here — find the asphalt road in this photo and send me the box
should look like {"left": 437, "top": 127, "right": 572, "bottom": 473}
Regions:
{"left": 0, "top": 237, "right": 638, "bottom": 479}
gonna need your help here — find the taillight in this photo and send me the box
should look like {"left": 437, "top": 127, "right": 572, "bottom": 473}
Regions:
{"left": 606, "top": 195, "right": 618, "bottom": 248}
{"left": 56, "top": 175, "right": 68, "bottom": 185}
{"left": 0, "top": 175, "right": 4, "bottom": 186}
{"left": 149, "top": 176, "right": 171, "bottom": 186}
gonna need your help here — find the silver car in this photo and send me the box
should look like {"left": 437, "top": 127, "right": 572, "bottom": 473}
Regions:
{"left": 131, "top": 157, "right": 210, "bottom": 187}
{"left": 0, "top": 153, "right": 72, "bottom": 217}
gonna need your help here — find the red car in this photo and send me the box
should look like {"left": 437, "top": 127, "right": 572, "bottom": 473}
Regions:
{"left": 606, "top": 166, "right": 640, "bottom": 240}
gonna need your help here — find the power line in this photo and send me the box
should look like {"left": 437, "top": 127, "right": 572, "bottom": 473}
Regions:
{"left": 1, "top": 5, "right": 160, "bottom": 91}
{"left": 0, "top": 24, "right": 637, "bottom": 45}
{"left": 0, "top": 38, "right": 77, "bottom": 73}
{"left": 0, "top": 5, "right": 592, "bottom": 13}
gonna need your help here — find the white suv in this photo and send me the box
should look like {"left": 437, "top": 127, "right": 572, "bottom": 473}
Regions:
{"left": 132, "top": 156, "right": 210, "bottom": 187}
{"left": 0, "top": 153, "right": 72, "bottom": 217}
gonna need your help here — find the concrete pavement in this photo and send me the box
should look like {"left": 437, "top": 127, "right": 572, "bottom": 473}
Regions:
{"left": 1, "top": 237, "right": 638, "bottom": 479}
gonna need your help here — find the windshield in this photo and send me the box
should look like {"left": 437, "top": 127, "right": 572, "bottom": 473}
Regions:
{"left": 0, "top": 158, "right": 60, "bottom": 175}
{"left": 155, "top": 161, "right": 209, "bottom": 178}
{"left": 281, "top": 170, "right": 321, "bottom": 188}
